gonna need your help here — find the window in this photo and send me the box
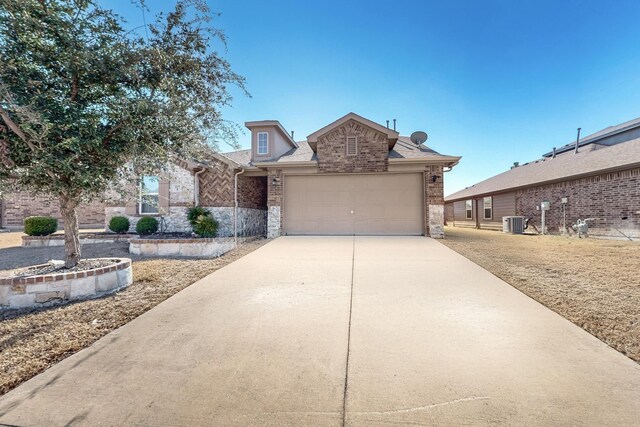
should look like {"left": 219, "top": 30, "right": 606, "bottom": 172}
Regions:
{"left": 140, "top": 176, "right": 159, "bottom": 214}
{"left": 465, "top": 199, "right": 472, "bottom": 220}
{"left": 346, "top": 136, "right": 357, "bottom": 156}
{"left": 483, "top": 196, "right": 492, "bottom": 220}
{"left": 257, "top": 132, "right": 269, "bottom": 155}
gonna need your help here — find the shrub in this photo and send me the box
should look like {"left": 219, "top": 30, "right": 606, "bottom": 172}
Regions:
{"left": 187, "top": 206, "right": 209, "bottom": 226}
{"left": 24, "top": 216, "right": 58, "bottom": 236}
{"left": 136, "top": 216, "right": 158, "bottom": 235}
{"left": 108, "top": 216, "right": 130, "bottom": 233}
{"left": 193, "top": 215, "right": 219, "bottom": 238}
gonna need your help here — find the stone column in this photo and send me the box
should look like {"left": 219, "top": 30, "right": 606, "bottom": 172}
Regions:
{"left": 425, "top": 165, "right": 445, "bottom": 238}
{"left": 267, "top": 169, "right": 283, "bottom": 238}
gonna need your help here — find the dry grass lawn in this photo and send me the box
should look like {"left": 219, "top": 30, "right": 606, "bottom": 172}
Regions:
{"left": 0, "top": 238, "right": 268, "bottom": 396}
{"left": 0, "top": 229, "right": 105, "bottom": 250}
{"left": 0, "top": 231, "right": 24, "bottom": 249}
{"left": 440, "top": 226, "right": 640, "bottom": 363}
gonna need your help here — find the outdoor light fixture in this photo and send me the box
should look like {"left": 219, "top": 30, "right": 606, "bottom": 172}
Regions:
{"left": 431, "top": 174, "right": 441, "bottom": 183}
{"left": 271, "top": 177, "right": 279, "bottom": 186}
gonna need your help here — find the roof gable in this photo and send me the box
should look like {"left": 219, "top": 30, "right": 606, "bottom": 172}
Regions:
{"left": 245, "top": 120, "right": 298, "bottom": 148}
{"left": 307, "top": 112, "right": 399, "bottom": 152}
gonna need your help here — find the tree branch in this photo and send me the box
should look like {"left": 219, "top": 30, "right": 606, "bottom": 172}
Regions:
{"left": 0, "top": 105, "right": 37, "bottom": 152}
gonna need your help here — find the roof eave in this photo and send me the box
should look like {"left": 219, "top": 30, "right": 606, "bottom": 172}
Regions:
{"left": 445, "top": 161, "right": 640, "bottom": 202}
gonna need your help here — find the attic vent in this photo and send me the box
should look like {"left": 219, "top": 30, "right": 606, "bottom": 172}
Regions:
{"left": 346, "top": 136, "right": 357, "bottom": 156}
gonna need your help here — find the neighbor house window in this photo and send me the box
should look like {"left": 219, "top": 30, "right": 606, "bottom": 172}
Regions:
{"left": 465, "top": 200, "right": 472, "bottom": 220}
{"left": 257, "top": 132, "right": 269, "bottom": 155}
{"left": 483, "top": 196, "right": 492, "bottom": 220}
{"left": 140, "top": 176, "right": 159, "bottom": 214}
{"left": 346, "top": 136, "right": 357, "bottom": 156}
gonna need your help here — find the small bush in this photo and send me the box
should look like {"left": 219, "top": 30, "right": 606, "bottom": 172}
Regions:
{"left": 136, "top": 216, "right": 158, "bottom": 235}
{"left": 108, "top": 216, "right": 130, "bottom": 233}
{"left": 24, "top": 216, "right": 58, "bottom": 236}
{"left": 187, "top": 206, "right": 209, "bottom": 226}
{"left": 193, "top": 215, "right": 219, "bottom": 238}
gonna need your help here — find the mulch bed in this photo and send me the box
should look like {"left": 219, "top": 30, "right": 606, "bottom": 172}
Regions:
{"left": 4, "top": 259, "right": 118, "bottom": 278}
{"left": 0, "top": 238, "right": 268, "bottom": 396}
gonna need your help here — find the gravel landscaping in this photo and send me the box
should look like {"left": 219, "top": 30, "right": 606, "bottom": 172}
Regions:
{"left": 440, "top": 226, "right": 640, "bottom": 363}
{"left": 0, "top": 237, "right": 267, "bottom": 396}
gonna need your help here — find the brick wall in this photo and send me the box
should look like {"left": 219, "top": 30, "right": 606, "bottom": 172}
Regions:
{"left": 516, "top": 167, "right": 640, "bottom": 237}
{"left": 237, "top": 176, "right": 267, "bottom": 210}
{"left": 316, "top": 120, "right": 389, "bottom": 173}
{"left": 1, "top": 191, "right": 105, "bottom": 229}
{"left": 198, "top": 158, "right": 267, "bottom": 210}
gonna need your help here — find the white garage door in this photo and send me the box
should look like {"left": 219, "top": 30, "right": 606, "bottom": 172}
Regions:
{"left": 283, "top": 173, "right": 424, "bottom": 235}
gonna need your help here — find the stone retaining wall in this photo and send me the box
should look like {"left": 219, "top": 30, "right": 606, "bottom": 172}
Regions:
{"left": 129, "top": 238, "right": 234, "bottom": 258}
{"left": 22, "top": 234, "right": 135, "bottom": 247}
{"left": 0, "top": 258, "right": 133, "bottom": 310}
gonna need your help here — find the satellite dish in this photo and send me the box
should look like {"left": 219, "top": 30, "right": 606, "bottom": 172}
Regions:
{"left": 410, "top": 131, "right": 428, "bottom": 145}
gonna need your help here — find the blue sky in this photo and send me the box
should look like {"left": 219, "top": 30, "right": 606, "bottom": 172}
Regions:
{"left": 103, "top": 0, "right": 640, "bottom": 195}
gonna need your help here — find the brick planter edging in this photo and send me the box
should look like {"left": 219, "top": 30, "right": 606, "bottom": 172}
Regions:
{"left": 0, "top": 258, "right": 133, "bottom": 310}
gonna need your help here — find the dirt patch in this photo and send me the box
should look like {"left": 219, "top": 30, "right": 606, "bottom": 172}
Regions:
{"left": 0, "top": 238, "right": 268, "bottom": 396}
{"left": 439, "top": 226, "right": 640, "bottom": 363}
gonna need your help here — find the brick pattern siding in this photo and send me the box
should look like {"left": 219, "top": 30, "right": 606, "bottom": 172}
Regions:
{"left": 1, "top": 192, "right": 105, "bottom": 229}
{"left": 198, "top": 158, "right": 267, "bottom": 210}
{"left": 237, "top": 176, "right": 267, "bottom": 210}
{"left": 516, "top": 167, "right": 640, "bottom": 235}
{"left": 316, "top": 120, "right": 389, "bottom": 173}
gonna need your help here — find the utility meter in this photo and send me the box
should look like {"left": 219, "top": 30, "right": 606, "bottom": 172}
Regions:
{"left": 541, "top": 201, "right": 550, "bottom": 211}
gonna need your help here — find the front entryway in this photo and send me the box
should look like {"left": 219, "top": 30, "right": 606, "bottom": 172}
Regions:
{"left": 283, "top": 173, "right": 424, "bottom": 235}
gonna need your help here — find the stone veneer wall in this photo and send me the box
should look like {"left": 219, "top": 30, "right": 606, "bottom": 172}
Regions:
{"left": 516, "top": 167, "right": 640, "bottom": 238}
{"left": 105, "top": 206, "right": 266, "bottom": 237}
{"left": 425, "top": 165, "right": 445, "bottom": 238}
{"left": 267, "top": 169, "right": 283, "bottom": 238}
{"left": 316, "top": 120, "right": 389, "bottom": 174}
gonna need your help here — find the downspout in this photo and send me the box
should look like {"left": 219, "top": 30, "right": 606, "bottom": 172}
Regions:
{"left": 234, "top": 168, "right": 245, "bottom": 246}
{"left": 193, "top": 167, "right": 206, "bottom": 206}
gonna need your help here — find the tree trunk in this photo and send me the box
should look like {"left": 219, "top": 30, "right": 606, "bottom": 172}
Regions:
{"left": 60, "top": 195, "right": 81, "bottom": 268}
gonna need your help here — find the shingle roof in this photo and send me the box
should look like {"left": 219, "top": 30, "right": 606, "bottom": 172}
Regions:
{"left": 221, "top": 149, "right": 251, "bottom": 166}
{"left": 445, "top": 137, "right": 640, "bottom": 201}
{"left": 542, "top": 116, "right": 640, "bottom": 157}
{"left": 222, "top": 136, "right": 458, "bottom": 166}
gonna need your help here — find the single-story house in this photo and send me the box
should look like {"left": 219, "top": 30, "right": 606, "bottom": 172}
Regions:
{"left": 107, "top": 112, "right": 462, "bottom": 238}
{"left": 445, "top": 116, "right": 640, "bottom": 238}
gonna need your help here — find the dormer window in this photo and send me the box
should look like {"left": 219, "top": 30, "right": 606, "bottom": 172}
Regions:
{"left": 257, "top": 132, "right": 269, "bottom": 155}
{"left": 346, "top": 136, "right": 357, "bottom": 156}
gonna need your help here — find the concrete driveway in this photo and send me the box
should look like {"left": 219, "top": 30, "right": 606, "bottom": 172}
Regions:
{"left": 1, "top": 237, "right": 639, "bottom": 426}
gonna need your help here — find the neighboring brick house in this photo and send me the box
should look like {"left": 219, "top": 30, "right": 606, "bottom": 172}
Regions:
{"left": 445, "top": 116, "right": 640, "bottom": 239}
{"left": 0, "top": 190, "right": 105, "bottom": 229}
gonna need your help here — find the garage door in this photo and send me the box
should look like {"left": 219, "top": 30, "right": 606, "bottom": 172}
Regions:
{"left": 283, "top": 173, "right": 423, "bottom": 235}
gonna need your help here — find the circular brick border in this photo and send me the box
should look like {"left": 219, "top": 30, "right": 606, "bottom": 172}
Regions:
{"left": 0, "top": 258, "right": 133, "bottom": 310}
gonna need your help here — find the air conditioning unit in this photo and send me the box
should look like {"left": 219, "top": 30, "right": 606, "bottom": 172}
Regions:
{"left": 502, "top": 216, "right": 525, "bottom": 234}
